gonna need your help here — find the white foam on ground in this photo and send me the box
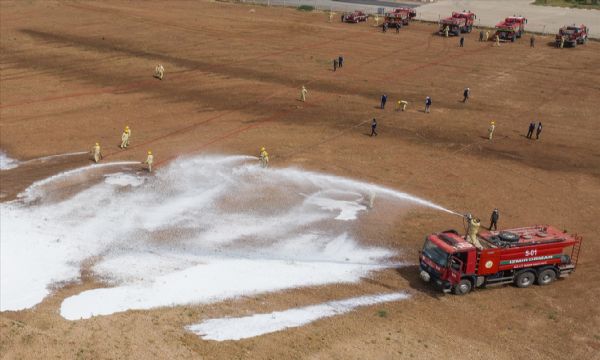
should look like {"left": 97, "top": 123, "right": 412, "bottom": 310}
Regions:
{"left": 186, "top": 292, "right": 410, "bottom": 341}
{"left": 104, "top": 173, "right": 145, "bottom": 187}
{"left": 0, "top": 155, "right": 452, "bottom": 317}
{"left": 0, "top": 151, "right": 19, "bottom": 170}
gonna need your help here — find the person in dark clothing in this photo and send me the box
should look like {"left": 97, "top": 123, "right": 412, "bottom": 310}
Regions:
{"left": 341, "top": 14, "right": 345, "bottom": 22}
{"left": 459, "top": 36, "right": 465, "bottom": 47}
{"left": 338, "top": 55, "right": 344, "bottom": 68}
{"left": 383, "top": 23, "right": 388, "bottom": 32}
{"left": 425, "top": 96, "right": 432, "bottom": 113}
{"left": 463, "top": 87, "right": 470, "bottom": 102}
{"left": 530, "top": 35, "right": 535, "bottom": 48}
{"left": 489, "top": 209, "right": 499, "bottom": 231}
{"left": 536, "top": 122, "right": 543, "bottom": 139}
{"left": 479, "top": 30, "right": 484, "bottom": 42}
{"left": 526, "top": 122, "right": 536, "bottom": 139}
{"left": 333, "top": 59, "right": 338, "bottom": 72}
{"left": 396, "top": 23, "right": 400, "bottom": 33}
{"left": 370, "top": 118, "right": 378, "bottom": 136}
{"left": 380, "top": 94, "right": 387, "bottom": 109}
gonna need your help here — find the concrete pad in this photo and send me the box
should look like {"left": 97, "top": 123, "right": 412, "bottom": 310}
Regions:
{"left": 416, "top": 0, "right": 600, "bottom": 38}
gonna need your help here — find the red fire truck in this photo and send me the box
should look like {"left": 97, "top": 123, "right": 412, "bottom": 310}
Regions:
{"left": 342, "top": 11, "right": 368, "bottom": 23}
{"left": 438, "top": 11, "right": 476, "bottom": 36}
{"left": 419, "top": 225, "right": 582, "bottom": 295}
{"left": 383, "top": 8, "right": 415, "bottom": 28}
{"left": 556, "top": 24, "right": 589, "bottom": 47}
{"left": 494, "top": 16, "right": 527, "bottom": 42}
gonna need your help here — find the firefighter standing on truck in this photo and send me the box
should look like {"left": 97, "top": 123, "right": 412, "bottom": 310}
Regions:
{"left": 466, "top": 214, "right": 483, "bottom": 249}
{"left": 489, "top": 209, "right": 499, "bottom": 230}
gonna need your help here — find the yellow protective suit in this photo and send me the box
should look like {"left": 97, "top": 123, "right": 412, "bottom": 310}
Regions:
{"left": 260, "top": 150, "right": 269, "bottom": 168}
{"left": 495, "top": 35, "right": 500, "bottom": 47}
{"left": 144, "top": 154, "right": 154, "bottom": 172}
{"left": 120, "top": 131, "right": 129, "bottom": 149}
{"left": 444, "top": 26, "right": 449, "bottom": 37}
{"left": 488, "top": 124, "right": 495, "bottom": 140}
{"left": 125, "top": 127, "right": 131, "bottom": 146}
{"left": 467, "top": 218, "right": 483, "bottom": 249}
{"left": 397, "top": 100, "right": 408, "bottom": 111}
{"left": 300, "top": 86, "right": 308, "bottom": 102}
{"left": 154, "top": 64, "right": 164, "bottom": 80}
{"left": 485, "top": 31, "right": 489, "bottom": 41}
{"left": 91, "top": 144, "right": 102, "bottom": 163}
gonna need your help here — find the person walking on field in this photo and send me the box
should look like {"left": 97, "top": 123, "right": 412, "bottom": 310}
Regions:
{"left": 530, "top": 35, "right": 535, "bottom": 48}
{"left": 463, "top": 87, "right": 470, "bottom": 102}
{"left": 91, "top": 142, "right": 102, "bottom": 163}
{"left": 333, "top": 58, "right": 338, "bottom": 72}
{"left": 338, "top": 55, "right": 344, "bottom": 68}
{"left": 370, "top": 118, "right": 378, "bottom": 137}
{"left": 143, "top": 150, "right": 153, "bottom": 172}
{"left": 494, "top": 34, "right": 500, "bottom": 47}
{"left": 300, "top": 86, "right": 308, "bottom": 102}
{"left": 396, "top": 22, "right": 400, "bottom": 33}
{"left": 488, "top": 121, "right": 496, "bottom": 140}
{"left": 425, "top": 96, "right": 432, "bottom": 113}
{"left": 444, "top": 26, "right": 449, "bottom": 37}
{"left": 479, "top": 30, "right": 484, "bottom": 42}
{"left": 489, "top": 209, "right": 499, "bottom": 231}
{"left": 536, "top": 122, "right": 543, "bottom": 140}
{"left": 526, "top": 122, "right": 536, "bottom": 139}
{"left": 485, "top": 30, "right": 490, "bottom": 41}
{"left": 459, "top": 36, "right": 465, "bottom": 47}
{"left": 380, "top": 94, "right": 387, "bottom": 109}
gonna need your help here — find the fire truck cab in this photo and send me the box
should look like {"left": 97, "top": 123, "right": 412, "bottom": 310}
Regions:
{"left": 556, "top": 24, "right": 589, "bottom": 47}
{"left": 419, "top": 225, "right": 581, "bottom": 295}
{"left": 495, "top": 16, "right": 527, "bottom": 42}
{"left": 439, "top": 11, "right": 476, "bottom": 36}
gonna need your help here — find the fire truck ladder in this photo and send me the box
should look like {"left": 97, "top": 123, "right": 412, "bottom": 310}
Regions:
{"left": 571, "top": 235, "right": 583, "bottom": 268}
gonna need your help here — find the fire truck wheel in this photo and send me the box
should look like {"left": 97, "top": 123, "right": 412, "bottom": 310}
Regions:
{"left": 514, "top": 271, "right": 535, "bottom": 288}
{"left": 453, "top": 279, "right": 472, "bottom": 295}
{"left": 537, "top": 268, "right": 557, "bottom": 286}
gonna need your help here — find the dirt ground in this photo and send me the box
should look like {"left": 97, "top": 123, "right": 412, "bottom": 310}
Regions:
{"left": 1, "top": 1, "right": 599, "bottom": 359}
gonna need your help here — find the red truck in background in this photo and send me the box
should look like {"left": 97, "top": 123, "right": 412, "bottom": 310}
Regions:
{"left": 383, "top": 8, "right": 416, "bottom": 28}
{"left": 419, "top": 225, "right": 582, "bottom": 295}
{"left": 342, "top": 11, "right": 368, "bottom": 23}
{"left": 556, "top": 24, "right": 589, "bottom": 47}
{"left": 495, "top": 16, "right": 527, "bottom": 42}
{"left": 438, "top": 11, "right": 476, "bottom": 36}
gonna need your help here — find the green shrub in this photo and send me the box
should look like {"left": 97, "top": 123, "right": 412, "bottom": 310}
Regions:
{"left": 297, "top": 5, "right": 314, "bottom": 11}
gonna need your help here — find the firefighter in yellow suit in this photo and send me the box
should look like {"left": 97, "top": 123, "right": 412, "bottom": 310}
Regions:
{"left": 466, "top": 215, "right": 483, "bottom": 249}
{"left": 259, "top": 147, "right": 269, "bottom": 168}
{"left": 143, "top": 150, "right": 153, "bottom": 172}
{"left": 91, "top": 142, "right": 102, "bottom": 163}
{"left": 300, "top": 86, "right": 308, "bottom": 102}
{"left": 397, "top": 100, "right": 408, "bottom": 111}
{"left": 488, "top": 121, "right": 495, "bottom": 140}
{"left": 154, "top": 64, "right": 164, "bottom": 80}
{"left": 120, "top": 127, "right": 130, "bottom": 149}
